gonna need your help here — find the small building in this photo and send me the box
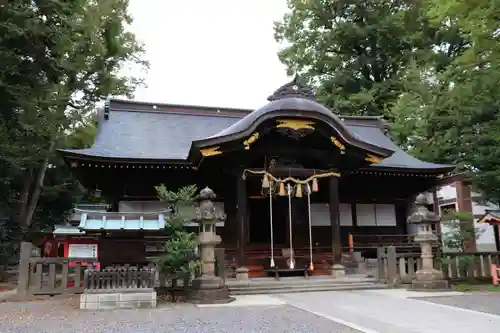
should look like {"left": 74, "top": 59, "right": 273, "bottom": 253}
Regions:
{"left": 56, "top": 79, "right": 456, "bottom": 276}
{"left": 436, "top": 181, "right": 500, "bottom": 251}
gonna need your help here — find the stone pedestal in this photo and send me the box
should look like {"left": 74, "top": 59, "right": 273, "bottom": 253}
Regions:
{"left": 80, "top": 290, "right": 157, "bottom": 310}
{"left": 189, "top": 276, "right": 232, "bottom": 304}
{"left": 408, "top": 193, "right": 449, "bottom": 291}
{"left": 411, "top": 270, "right": 449, "bottom": 290}
{"left": 188, "top": 187, "right": 234, "bottom": 304}
{"left": 236, "top": 267, "right": 249, "bottom": 281}
{"left": 357, "top": 261, "right": 367, "bottom": 275}
{"left": 330, "top": 264, "right": 346, "bottom": 278}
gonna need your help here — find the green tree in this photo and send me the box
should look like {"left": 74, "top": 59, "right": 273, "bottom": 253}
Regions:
{"left": 274, "top": 0, "right": 500, "bottom": 204}
{"left": 273, "top": 0, "right": 469, "bottom": 116}
{"left": 63, "top": 116, "right": 99, "bottom": 149}
{"left": 441, "top": 212, "right": 483, "bottom": 252}
{"left": 0, "top": 0, "right": 147, "bottom": 233}
{"left": 155, "top": 185, "right": 201, "bottom": 278}
{"left": 440, "top": 211, "right": 485, "bottom": 276}
{"left": 389, "top": 0, "right": 500, "bottom": 204}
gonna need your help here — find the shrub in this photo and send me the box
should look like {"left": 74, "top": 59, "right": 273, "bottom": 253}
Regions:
{"left": 154, "top": 184, "right": 200, "bottom": 278}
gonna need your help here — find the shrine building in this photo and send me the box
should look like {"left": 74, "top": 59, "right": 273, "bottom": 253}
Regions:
{"left": 55, "top": 78, "right": 456, "bottom": 277}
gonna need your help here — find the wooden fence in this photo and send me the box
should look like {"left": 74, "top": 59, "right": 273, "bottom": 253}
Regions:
{"left": 378, "top": 246, "right": 500, "bottom": 285}
{"left": 17, "top": 242, "right": 99, "bottom": 297}
{"left": 17, "top": 242, "right": 190, "bottom": 298}
{"left": 84, "top": 267, "right": 156, "bottom": 291}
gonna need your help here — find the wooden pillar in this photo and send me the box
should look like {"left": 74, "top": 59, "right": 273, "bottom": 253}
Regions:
{"left": 431, "top": 187, "right": 443, "bottom": 258}
{"left": 494, "top": 224, "right": 500, "bottom": 252}
{"left": 455, "top": 180, "right": 477, "bottom": 251}
{"left": 236, "top": 174, "right": 247, "bottom": 267}
{"left": 431, "top": 187, "right": 439, "bottom": 213}
{"left": 329, "top": 177, "right": 341, "bottom": 264}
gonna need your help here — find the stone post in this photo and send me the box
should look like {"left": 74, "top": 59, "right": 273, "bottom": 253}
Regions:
{"left": 17, "top": 242, "right": 34, "bottom": 298}
{"left": 188, "top": 187, "right": 233, "bottom": 304}
{"left": 408, "top": 194, "right": 449, "bottom": 290}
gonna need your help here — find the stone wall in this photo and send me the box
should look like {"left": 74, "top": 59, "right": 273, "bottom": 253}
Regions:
{"left": 80, "top": 290, "right": 157, "bottom": 310}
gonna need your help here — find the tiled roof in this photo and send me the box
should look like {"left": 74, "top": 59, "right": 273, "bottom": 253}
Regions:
{"left": 77, "top": 211, "right": 167, "bottom": 231}
{"left": 477, "top": 210, "right": 500, "bottom": 224}
{"left": 59, "top": 99, "right": 454, "bottom": 171}
{"left": 53, "top": 225, "right": 86, "bottom": 235}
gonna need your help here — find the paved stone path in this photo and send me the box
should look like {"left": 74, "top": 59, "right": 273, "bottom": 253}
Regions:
{"left": 278, "top": 290, "right": 500, "bottom": 333}
{"left": 0, "top": 296, "right": 360, "bottom": 333}
{"left": 417, "top": 293, "right": 500, "bottom": 316}
{"left": 1, "top": 290, "right": 500, "bottom": 332}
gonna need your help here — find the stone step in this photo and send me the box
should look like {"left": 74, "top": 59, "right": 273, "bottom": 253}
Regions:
{"left": 229, "top": 281, "right": 377, "bottom": 291}
{"left": 229, "top": 282, "right": 386, "bottom": 295}
{"left": 228, "top": 275, "right": 376, "bottom": 287}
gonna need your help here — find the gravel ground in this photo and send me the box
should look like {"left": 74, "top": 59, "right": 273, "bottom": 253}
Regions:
{"left": 416, "top": 293, "right": 500, "bottom": 316}
{"left": 0, "top": 298, "right": 362, "bottom": 333}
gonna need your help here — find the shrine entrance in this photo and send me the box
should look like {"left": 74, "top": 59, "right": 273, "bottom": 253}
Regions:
{"left": 248, "top": 196, "right": 306, "bottom": 247}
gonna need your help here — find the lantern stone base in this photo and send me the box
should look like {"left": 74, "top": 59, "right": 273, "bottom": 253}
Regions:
{"left": 188, "top": 276, "right": 234, "bottom": 304}
{"left": 410, "top": 269, "right": 449, "bottom": 290}
{"left": 330, "top": 264, "right": 346, "bottom": 279}
{"left": 236, "top": 267, "right": 249, "bottom": 281}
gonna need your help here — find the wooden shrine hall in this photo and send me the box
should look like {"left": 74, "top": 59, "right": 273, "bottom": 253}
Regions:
{"left": 58, "top": 77, "right": 455, "bottom": 277}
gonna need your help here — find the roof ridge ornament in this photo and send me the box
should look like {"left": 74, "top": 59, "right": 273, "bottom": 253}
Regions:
{"left": 267, "top": 74, "right": 316, "bottom": 102}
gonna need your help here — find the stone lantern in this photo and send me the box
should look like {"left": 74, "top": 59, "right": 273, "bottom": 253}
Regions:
{"left": 407, "top": 193, "right": 448, "bottom": 289}
{"left": 188, "top": 187, "right": 233, "bottom": 304}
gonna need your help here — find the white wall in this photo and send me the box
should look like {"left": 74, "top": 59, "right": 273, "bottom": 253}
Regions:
{"left": 472, "top": 201, "right": 498, "bottom": 251}
{"left": 437, "top": 185, "right": 457, "bottom": 201}
{"left": 310, "top": 203, "right": 396, "bottom": 227}
{"left": 434, "top": 185, "right": 498, "bottom": 252}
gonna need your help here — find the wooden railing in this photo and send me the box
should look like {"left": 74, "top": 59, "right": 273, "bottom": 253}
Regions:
{"left": 440, "top": 252, "right": 500, "bottom": 280}
{"left": 21, "top": 257, "right": 99, "bottom": 296}
{"left": 377, "top": 246, "right": 500, "bottom": 285}
{"left": 351, "top": 234, "right": 438, "bottom": 250}
{"left": 84, "top": 267, "right": 156, "bottom": 291}
{"left": 221, "top": 246, "right": 336, "bottom": 279}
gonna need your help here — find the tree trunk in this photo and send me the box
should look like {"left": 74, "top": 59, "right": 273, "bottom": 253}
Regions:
{"left": 18, "top": 171, "right": 33, "bottom": 224}
{"left": 20, "top": 139, "right": 56, "bottom": 229}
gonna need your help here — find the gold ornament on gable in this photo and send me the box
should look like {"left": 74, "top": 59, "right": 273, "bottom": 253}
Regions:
{"left": 200, "top": 146, "right": 223, "bottom": 157}
{"left": 275, "top": 119, "right": 315, "bottom": 131}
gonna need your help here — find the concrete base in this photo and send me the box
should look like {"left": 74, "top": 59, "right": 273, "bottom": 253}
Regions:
{"left": 410, "top": 279, "right": 449, "bottom": 290}
{"left": 188, "top": 275, "right": 234, "bottom": 304}
{"left": 356, "top": 261, "right": 367, "bottom": 275}
{"left": 365, "top": 259, "right": 378, "bottom": 278}
{"left": 80, "top": 290, "right": 156, "bottom": 310}
{"left": 415, "top": 268, "right": 445, "bottom": 282}
{"left": 188, "top": 287, "right": 234, "bottom": 304}
{"left": 330, "top": 264, "right": 346, "bottom": 279}
{"left": 410, "top": 268, "right": 449, "bottom": 290}
{"left": 236, "top": 267, "right": 249, "bottom": 281}
{"left": 191, "top": 276, "right": 224, "bottom": 290}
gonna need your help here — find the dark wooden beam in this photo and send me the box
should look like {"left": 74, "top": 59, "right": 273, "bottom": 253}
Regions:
{"left": 329, "top": 177, "right": 341, "bottom": 264}
{"left": 236, "top": 173, "right": 247, "bottom": 267}
{"left": 249, "top": 147, "right": 337, "bottom": 163}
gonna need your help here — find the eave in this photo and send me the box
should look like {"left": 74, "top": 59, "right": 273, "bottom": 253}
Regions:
{"left": 188, "top": 109, "right": 394, "bottom": 166}
{"left": 477, "top": 210, "right": 500, "bottom": 224}
{"left": 58, "top": 149, "right": 194, "bottom": 167}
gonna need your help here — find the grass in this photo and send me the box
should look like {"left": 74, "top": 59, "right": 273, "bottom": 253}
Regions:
{"left": 454, "top": 283, "right": 500, "bottom": 292}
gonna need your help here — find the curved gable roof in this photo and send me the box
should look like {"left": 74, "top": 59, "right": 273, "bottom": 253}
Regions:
{"left": 58, "top": 85, "right": 455, "bottom": 173}
{"left": 191, "top": 78, "right": 394, "bottom": 160}
{"left": 192, "top": 96, "right": 393, "bottom": 159}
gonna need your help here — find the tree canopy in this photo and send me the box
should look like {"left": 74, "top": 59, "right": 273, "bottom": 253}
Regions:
{"left": 0, "top": 0, "right": 147, "bottom": 244}
{"left": 275, "top": 0, "right": 500, "bottom": 204}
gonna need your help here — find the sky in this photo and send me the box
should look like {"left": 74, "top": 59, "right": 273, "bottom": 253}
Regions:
{"left": 126, "top": 0, "right": 290, "bottom": 109}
